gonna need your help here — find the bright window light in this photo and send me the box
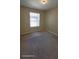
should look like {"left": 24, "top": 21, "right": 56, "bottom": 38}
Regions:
{"left": 30, "top": 12, "right": 40, "bottom": 27}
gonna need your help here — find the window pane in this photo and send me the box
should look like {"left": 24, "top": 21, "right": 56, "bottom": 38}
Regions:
{"left": 30, "top": 12, "right": 40, "bottom": 27}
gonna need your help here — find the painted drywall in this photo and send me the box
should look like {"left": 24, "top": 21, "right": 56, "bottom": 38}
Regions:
{"left": 20, "top": 6, "right": 45, "bottom": 35}
{"left": 20, "top": 6, "right": 58, "bottom": 35}
{"left": 45, "top": 8, "right": 58, "bottom": 35}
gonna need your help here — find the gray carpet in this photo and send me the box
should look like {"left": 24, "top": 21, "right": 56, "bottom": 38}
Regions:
{"left": 21, "top": 32, "right": 58, "bottom": 59}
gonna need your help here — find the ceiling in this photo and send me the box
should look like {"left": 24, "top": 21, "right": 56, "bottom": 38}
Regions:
{"left": 20, "top": 0, "right": 58, "bottom": 10}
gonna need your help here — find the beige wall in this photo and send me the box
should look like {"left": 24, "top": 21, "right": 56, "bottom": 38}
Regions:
{"left": 20, "top": 6, "right": 58, "bottom": 35}
{"left": 20, "top": 6, "right": 45, "bottom": 35}
{"left": 45, "top": 8, "right": 58, "bottom": 35}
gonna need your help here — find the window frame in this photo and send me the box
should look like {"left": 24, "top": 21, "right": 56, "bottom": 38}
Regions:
{"left": 29, "top": 12, "right": 40, "bottom": 28}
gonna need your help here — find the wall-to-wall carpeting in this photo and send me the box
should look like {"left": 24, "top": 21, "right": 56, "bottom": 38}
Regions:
{"left": 21, "top": 32, "right": 58, "bottom": 59}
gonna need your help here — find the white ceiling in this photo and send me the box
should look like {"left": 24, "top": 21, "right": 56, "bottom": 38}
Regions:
{"left": 20, "top": 0, "right": 58, "bottom": 10}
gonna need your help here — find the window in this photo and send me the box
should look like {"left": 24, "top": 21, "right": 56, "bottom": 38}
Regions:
{"left": 30, "top": 12, "right": 40, "bottom": 27}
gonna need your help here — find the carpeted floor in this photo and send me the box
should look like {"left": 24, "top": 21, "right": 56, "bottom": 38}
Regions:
{"left": 20, "top": 32, "right": 58, "bottom": 59}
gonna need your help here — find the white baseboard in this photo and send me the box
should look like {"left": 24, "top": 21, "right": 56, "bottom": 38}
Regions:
{"left": 20, "top": 32, "right": 31, "bottom": 35}
{"left": 20, "top": 30, "right": 41, "bottom": 35}
{"left": 48, "top": 31, "right": 58, "bottom": 36}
